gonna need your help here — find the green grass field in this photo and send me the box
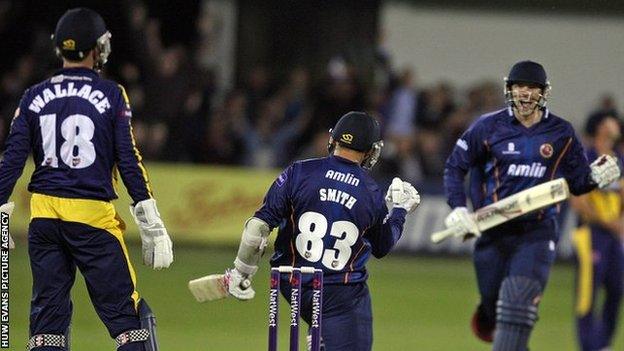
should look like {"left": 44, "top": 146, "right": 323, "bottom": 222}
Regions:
{"left": 7, "top": 243, "right": 623, "bottom": 350}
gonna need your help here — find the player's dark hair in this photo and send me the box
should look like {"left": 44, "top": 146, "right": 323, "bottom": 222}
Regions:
{"left": 585, "top": 111, "right": 621, "bottom": 137}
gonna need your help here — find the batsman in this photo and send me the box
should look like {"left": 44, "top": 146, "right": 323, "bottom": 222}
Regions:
{"left": 190, "top": 112, "right": 421, "bottom": 350}
{"left": 0, "top": 8, "right": 172, "bottom": 350}
{"left": 443, "top": 60, "right": 620, "bottom": 350}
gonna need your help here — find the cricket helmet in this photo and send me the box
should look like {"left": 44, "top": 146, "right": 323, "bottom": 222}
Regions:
{"left": 328, "top": 111, "right": 384, "bottom": 169}
{"left": 504, "top": 60, "right": 551, "bottom": 109}
{"left": 53, "top": 8, "right": 111, "bottom": 70}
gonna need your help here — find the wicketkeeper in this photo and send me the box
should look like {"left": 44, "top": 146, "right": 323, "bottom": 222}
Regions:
{"left": 0, "top": 8, "right": 173, "bottom": 351}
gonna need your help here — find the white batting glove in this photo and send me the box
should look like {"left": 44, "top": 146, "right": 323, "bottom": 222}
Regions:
{"left": 130, "top": 199, "right": 173, "bottom": 270}
{"left": 444, "top": 206, "right": 480, "bottom": 238}
{"left": 225, "top": 268, "right": 255, "bottom": 301}
{"left": 590, "top": 154, "right": 621, "bottom": 189}
{"left": 0, "top": 202, "right": 15, "bottom": 249}
{"left": 385, "top": 177, "right": 421, "bottom": 213}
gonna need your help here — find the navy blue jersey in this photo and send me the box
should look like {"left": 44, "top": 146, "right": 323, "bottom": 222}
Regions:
{"left": 255, "top": 155, "right": 407, "bottom": 284}
{"left": 445, "top": 107, "right": 596, "bottom": 221}
{"left": 0, "top": 67, "right": 151, "bottom": 204}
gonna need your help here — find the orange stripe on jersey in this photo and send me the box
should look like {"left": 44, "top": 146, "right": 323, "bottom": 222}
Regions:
{"left": 349, "top": 242, "right": 367, "bottom": 272}
{"left": 550, "top": 137, "right": 572, "bottom": 179}
{"left": 535, "top": 138, "right": 572, "bottom": 218}
{"left": 344, "top": 243, "right": 367, "bottom": 284}
{"left": 343, "top": 226, "right": 370, "bottom": 284}
{"left": 493, "top": 162, "right": 500, "bottom": 202}
{"left": 289, "top": 206, "right": 296, "bottom": 280}
{"left": 484, "top": 140, "right": 500, "bottom": 202}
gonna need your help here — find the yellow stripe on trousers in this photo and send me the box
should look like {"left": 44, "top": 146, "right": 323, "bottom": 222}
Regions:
{"left": 572, "top": 225, "right": 593, "bottom": 316}
{"left": 30, "top": 193, "right": 140, "bottom": 309}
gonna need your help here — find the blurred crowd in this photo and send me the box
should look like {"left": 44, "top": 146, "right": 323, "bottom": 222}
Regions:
{"left": 0, "top": 2, "right": 620, "bottom": 188}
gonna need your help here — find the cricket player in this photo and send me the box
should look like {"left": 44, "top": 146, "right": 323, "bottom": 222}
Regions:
{"left": 571, "top": 112, "right": 624, "bottom": 351}
{"left": 0, "top": 8, "right": 172, "bottom": 351}
{"left": 443, "top": 60, "right": 620, "bottom": 351}
{"left": 190, "top": 111, "right": 420, "bottom": 350}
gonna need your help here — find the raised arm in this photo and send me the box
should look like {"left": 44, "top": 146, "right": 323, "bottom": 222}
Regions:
{"left": 364, "top": 178, "right": 420, "bottom": 258}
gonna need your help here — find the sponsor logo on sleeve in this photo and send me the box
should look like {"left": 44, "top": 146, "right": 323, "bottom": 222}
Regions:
{"left": 276, "top": 172, "right": 288, "bottom": 187}
{"left": 456, "top": 139, "right": 468, "bottom": 151}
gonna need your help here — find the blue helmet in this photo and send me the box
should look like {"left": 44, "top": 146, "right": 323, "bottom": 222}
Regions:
{"left": 53, "top": 8, "right": 112, "bottom": 70}
{"left": 328, "top": 111, "right": 384, "bottom": 170}
{"left": 504, "top": 60, "right": 551, "bottom": 109}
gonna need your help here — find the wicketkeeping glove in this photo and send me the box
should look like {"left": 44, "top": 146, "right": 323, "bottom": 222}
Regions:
{"left": 444, "top": 206, "right": 480, "bottom": 238}
{"left": 590, "top": 154, "right": 621, "bottom": 189}
{"left": 385, "top": 177, "right": 421, "bottom": 213}
{"left": 0, "top": 202, "right": 15, "bottom": 249}
{"left": 130, "top": 199, "right": 173, "bottom": 270}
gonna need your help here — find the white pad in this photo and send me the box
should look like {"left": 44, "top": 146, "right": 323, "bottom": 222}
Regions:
{"left": 234, "top": 217, "right": 270, "bottom": 276}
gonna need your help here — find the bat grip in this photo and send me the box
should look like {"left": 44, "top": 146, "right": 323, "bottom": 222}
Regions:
{"left": 431, "top": 227, "right": 458, "bottom": 244}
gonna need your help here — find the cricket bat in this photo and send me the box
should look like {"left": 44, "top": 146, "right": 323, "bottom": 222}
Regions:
{"left": 188, "top": 271, "right": 251, "bottom": 302}
{"left": 431, "top": 178, "right": 570, "bottom": 244}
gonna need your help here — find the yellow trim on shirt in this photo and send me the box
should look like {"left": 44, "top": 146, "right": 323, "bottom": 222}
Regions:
{"left": 129, "top": 122, "right": 153, "bottom": 198}
{"left": 586, "top": 190, "right": 621, "bottom": 223}
{"left": 30, "top": 193, "right": 140, "bottom": 309}
{"left": 572, "top": 226, "right": 593, "bottom": 316}
{"left": 117, "top": 84, "right": 153, "bottom": 198}
{"left": 118, "top": 84, "right": 131, "bottom": 106}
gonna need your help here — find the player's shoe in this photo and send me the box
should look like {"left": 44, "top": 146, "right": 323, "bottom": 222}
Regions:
{"left": 471, "top": 305, "right": 495, "bottom": 343}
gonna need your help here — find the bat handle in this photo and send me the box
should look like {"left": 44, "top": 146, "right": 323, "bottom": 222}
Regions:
{"left": 431, "top": 227, "right": 458, "bottom": 244}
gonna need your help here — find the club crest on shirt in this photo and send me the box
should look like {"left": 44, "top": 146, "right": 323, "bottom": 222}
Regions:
{"left": 540, "top": 143, "right": 554, "bottom": 159}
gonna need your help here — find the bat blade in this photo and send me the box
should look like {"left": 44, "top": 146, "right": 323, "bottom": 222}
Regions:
{"left": 431, "top": 178, "right": 569, "bottom": 243}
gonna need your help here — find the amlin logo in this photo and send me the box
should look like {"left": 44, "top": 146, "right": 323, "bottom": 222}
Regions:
{"left": 507, "top": 162, "right": 547, "bottom": 178}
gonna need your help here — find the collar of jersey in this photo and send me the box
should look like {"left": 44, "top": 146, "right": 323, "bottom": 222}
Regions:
{"left": 506, "top": 106, "right": 551, "bottom": 130}
{"left": 55, "top": 67, "right": 99, "bottom": 77}
{"left": 331, "top": 155, "right": 360, "bottom": 166}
